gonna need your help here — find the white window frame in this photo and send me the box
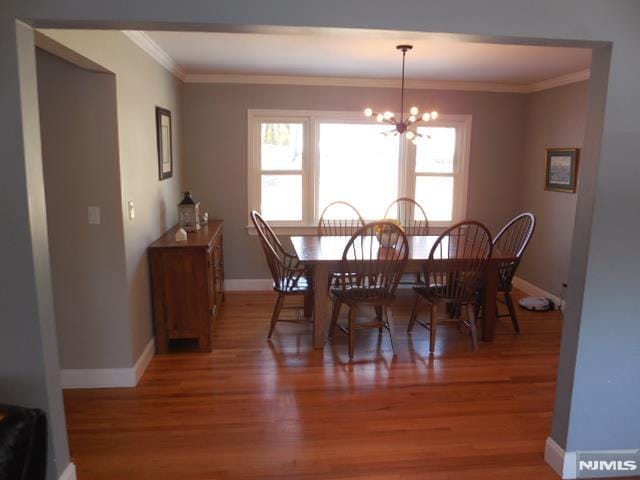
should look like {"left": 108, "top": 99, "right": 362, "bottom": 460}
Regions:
{"left": 247, "top": 109, "right": 471, "bottom": 233}
{"left": 404, "top": 115, "right": 472, "bottom": 228}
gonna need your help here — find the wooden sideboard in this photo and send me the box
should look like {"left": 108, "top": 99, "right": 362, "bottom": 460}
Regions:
{"left": 149, "top": 220, "right": 224, "bottom": 353}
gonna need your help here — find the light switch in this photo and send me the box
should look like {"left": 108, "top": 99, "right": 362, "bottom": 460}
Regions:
{"left": 88, "top": 206, "right": 100, "bottom": 225}
{"left": 128, "top": 201, "right": 135, "bottom": 220}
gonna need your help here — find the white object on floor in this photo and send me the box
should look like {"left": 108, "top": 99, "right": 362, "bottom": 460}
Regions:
{"left": 519, "top": 296, "right": 553, "bottom": 311}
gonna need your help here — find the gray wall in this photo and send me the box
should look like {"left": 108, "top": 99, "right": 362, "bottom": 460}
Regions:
{"left": 37, "top": 29, "right": 185, "bottom": 366}
{"left": 183, "top": 83, "right": 527, "bottom": 278}
{"left": 36, "top": 49, "right": 132, "bottom": 370}
{"left": 3, "top": 2, "right": 640, "bottom": 478}
{"left": 518, "top": 81, "right": 589, "bottom": 298}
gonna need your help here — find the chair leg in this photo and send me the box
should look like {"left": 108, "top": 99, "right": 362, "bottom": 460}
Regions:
{"left": 474, "top": 300, "right": 482, "bottom": 323}
{"left": 303, "top": 293, "right": 313, "bottom": 319}
{"left": 504, "top": 292, "right": 520, "bottom": 333}
{"left": 429, "top": 303, "right": 438, "bottom": 354}
{"left": 348, "top": 306, "right": 358, "bottom": 360}
{"left": 329, "top": 297, "right": 341, "bottom": 338}
{"left": 467, "top": 303, "right": 479, "bottom": 351}
{"left": 385, "top": 306, "right": 398, "bottom": 356}
{"left": 375, "top": 306, "right": 383, "bottom": 334}
{"left": 268, "top": 293, "right": 285, "bottom": 339}
{"left": 407, "top": 295, "right": 420, "bottom": 333}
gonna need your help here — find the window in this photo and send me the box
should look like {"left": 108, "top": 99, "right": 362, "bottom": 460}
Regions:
{"left": 248, "top": 110, "right": 471, "bottom": 229}
{"left": 257, "top": 122, "right": 304, "bottom": 221}
{"left": 318, "top": 123, "right": 400, "bottom": 220}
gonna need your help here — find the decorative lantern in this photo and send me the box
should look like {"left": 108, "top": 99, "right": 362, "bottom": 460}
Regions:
{"left": 178, "top": 191, "right": 200, "bottom": 232}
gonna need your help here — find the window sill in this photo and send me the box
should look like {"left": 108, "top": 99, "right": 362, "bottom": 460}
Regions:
{"left": 246, "top": 225, "right": 319, "bottom": 236}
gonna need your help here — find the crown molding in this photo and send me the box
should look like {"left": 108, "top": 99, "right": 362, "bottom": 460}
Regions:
{"left": 121, "top": 31, "right": 589, "bottom": 93}
{"left": 527, "top": 68, "right": 590, "bottom": 92}
{"left": 183, "top": 70, "right": 590, "bottom": 93}
{"left": 122, "top": 30, "right": 186, "bottom": 81}
{"left": 182, "top": 73, "right": 535, "bottom": 93}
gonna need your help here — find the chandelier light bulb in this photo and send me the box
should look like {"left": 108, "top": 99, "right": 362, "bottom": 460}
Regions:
{"left": 431, "top": 111, "right": 439, "bottom": 120}
{"left": 410, "top": 106, "right": 419, "bottom": 115}
{"left": 376, "top": 113, "right": 384, "bottom": 122}
{"left": 422, "top": 112, "right": 431, "bottom": 122}
{"left": 383, "top": 111, "right": 393, "bottom": 120}
{"left": 408, "top": 115, "right": 416, "bottom": 123}
{"left": 364, "top": 107, "right": 373, "bottom": 117}
{"left": 406, "top": 131, "right": 415, "bottom": 140}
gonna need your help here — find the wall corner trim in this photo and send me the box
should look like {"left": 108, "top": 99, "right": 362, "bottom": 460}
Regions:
{"left": 122, "top": 31, "right": 186, "bottom": 81}
{"left": 545, "top": 437, "right": 577, "bottom": 479}
{"left": 58, "top": 462, "right": 77, "bottom": 480}
{"left": 60, "top": 338, "right": 155, "bottom": 389}
{"left": 527, "top": 68, "right": 590, "bottom": 93}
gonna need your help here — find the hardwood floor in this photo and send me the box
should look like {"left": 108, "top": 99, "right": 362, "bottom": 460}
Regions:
{"left": 64, "top": 289, "right": 565, "bottom": 479}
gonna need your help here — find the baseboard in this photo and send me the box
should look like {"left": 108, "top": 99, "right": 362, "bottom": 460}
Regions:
{"left": 60, "top": 338, "right": 155, "bottom": 389}
{"left": 58, "top": 462, "right": 77, "bottom": 480}
{"left": 513, "top": 276, "right": 565, "bottom": 311}
{"left": 133, "top": 336, "right": 155, "bottom": 384}
{"left": 225, "top": 278, "right": 273, "bottom": 291}
{"left": 545, "top": 437, "right": 577, "bottom": 479}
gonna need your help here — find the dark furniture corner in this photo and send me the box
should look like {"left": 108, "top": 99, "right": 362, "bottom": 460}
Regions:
{"left": 0, "top": 404, "right": 47, "bottom": 480}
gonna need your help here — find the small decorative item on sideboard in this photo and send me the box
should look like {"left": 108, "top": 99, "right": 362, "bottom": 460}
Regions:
{"left": 178, "top": 191, "right": 201, "bottom": 232}
{"left": 174, "top": 227, "right": 187, "bottom": 242}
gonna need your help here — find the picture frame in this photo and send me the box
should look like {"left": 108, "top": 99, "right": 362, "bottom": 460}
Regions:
{"left": 156, "top": 106, "right": 173, "bottom": 180}
{"left": 545, "top": 148, "right": 579, "bottom": 193}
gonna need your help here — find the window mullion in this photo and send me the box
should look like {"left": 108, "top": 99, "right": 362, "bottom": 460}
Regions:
{"left": 304, "top": 118, "right": 315, "bottom": 226}
{"left": 404, "top": 138, "right": 416, "bottom": 200}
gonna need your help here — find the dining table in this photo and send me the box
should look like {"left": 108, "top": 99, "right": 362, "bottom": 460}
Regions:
{"left": 290, "top": 235, "right": 517, "bottom": 349}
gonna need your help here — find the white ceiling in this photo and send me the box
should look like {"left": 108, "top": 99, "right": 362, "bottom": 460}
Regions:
{"left": 144, "top": 30, "right": 591, "bottom": 85}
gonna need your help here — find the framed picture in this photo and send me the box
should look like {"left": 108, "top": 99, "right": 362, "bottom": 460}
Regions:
{"left": 156, "top": 106, "right": 173, "bottom": 180}
{"left": 545, "top": 148, "right": 579, "bottom": 193}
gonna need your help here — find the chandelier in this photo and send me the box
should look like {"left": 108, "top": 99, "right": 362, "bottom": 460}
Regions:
{"left": 364, "top": 45, "right": 438, "bottom": 144}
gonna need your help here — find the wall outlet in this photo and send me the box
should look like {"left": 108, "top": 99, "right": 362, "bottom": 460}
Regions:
{"left": 88, "top": 206, "right": 100, "bottom": 225}
{"left": 128, "top": 201, "right": 135, "bottom": 220}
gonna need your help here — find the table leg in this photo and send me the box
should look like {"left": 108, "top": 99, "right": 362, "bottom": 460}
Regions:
{"left": 313, "top": 263, "right": 329, "bottom": 349}
{"left": 482, "top": 261, "right": 498, "bottom": 341}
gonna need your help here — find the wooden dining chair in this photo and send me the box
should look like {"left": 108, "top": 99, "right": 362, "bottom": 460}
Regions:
{"left": 250, "top": 211, "right": 313, "bottom": 339}
{"left": 329, "top": 221, "right": 409, "bottom": 359}
{"left": 408, "top": 221, "right": 493, "bottom": 353}
{"left": 318, "top": 201, "right": 365, "bottom": 236}
{"left": 385, "top": 197, "right": 429, "bottom": 284}
{"left": 482, "top": 212, "right": 536, "bottom": 333}
{"left": 384, "top": 197, "right": 429, "bottom": 236}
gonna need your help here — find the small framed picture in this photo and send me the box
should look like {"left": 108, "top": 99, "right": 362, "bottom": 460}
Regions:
{"left": 545, "top": 148, "right": 579, "bottom": 193}
{"left": 156, "top": 107, "right": 173, "bottom": 180}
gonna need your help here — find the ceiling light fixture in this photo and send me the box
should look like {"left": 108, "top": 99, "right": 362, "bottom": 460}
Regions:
{"left": 364, "top": 45, "right": 438, "bottom": 144}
